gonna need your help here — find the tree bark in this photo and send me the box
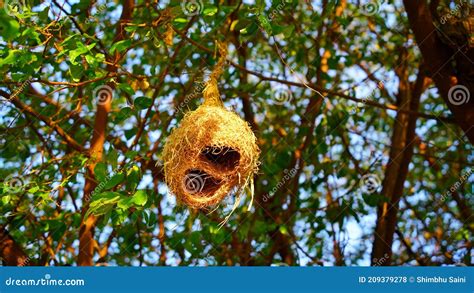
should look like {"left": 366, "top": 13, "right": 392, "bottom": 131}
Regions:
{"left": 78, "top": 0, "right": 134, "bottom": 266}
{"left": 0, "top": 226, "right": 32, "bottom": 266}
{"left": 403, "top": 0, "right": 474, "bottom": 144}
{"left": 371, "top": 58, "right": 429, "bottom": 265}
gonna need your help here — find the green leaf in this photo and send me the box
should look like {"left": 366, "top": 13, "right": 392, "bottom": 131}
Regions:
{"left": 69, "top": 42, "right": 96, "bottom": 65}
{"left": 124, "top": 25, "right": 138, "bottom": 33}
{"left": 257, "top": 14, "right": 272, "bottom": 35}
{"left": 86, "top": 192, "right": 121, "bottom": 218}
{"left": 102, "top": 173, "right": 125, "bottom": 190}
{"left": 90, "top": 191, "right": 122, "bottom": 203}
{"left": 240, "top": 22, "right": 259, "bottom": 36}
{"left": 145, "top": 211, "right": 156, "bottom": 227}
{"left": 112, "top": 209, "right": 127, "bottom": 225}
{"left": 50, "top": 221, "right": 67, "bottom": 241}
{"left": 173, "top": 18, "right": 188, "bottom": 23}
{"left": 203, "top": 6, "right": 218, "bottom": 16}
{"left": 282, "top": 25, "right": 295, "bottom": 38}
{"left": 124, "top": 128, "right": 137, "bottom": 140}
{"left": 0, "top": 15, "right": 20, "bottom": 41}
{"left": 132, "top": 190, "right": 148, "bottom": 206}
{"left": 95, "top": 53, "right": 105, "bottom": 63}
{"left": 0, "top": 50, "right": 18, "bottom": 67}
{"left": 107, "top": 148, "right": 119, "bottom": 169}
{"left": 38, "top": 6, "right": 50, "bottom": 22}
{"left": 134, "top": 96, "right": 153, "bottom": 110}
{"left": 117, "top": 196, "right": 134, "bottom": 210}
{"left": 72, "top": 213, "right": 82, "bottom": 228}
{"left": 125, "top": 151, "right": 139, "bottom": 160}
{"left": 28, "top": 186, "right": 39, "bottom": 193}
{"left": 69, "top": 64, "right": 84, "bottom": 82}
{"left": 271, "top": 24, "right": 285, "bottom": 35}
{"left": 116, "top": 107, "right": 133, "bottom": 122}
{"left": 362, "top": 193, "right": 381, "bottom": 207}
{"left": 60, "top": 34, "right": 80, "bottom": 47}
{"left": 126, "top": 165, "right": 141, "bottom": 191}
{"left": 94, "top": 162, "right": 108, "bottom": 182}
{"left": 109, "top": 40, "right": 132, "bottom": 54}
{"left": 279, "top": 225, "right": 289, "bottom": 235}
{"left": 2, "top": 195, "right": 11, "bottom": 205}
{"left": 84, "top": 54, "right": 97, "bottom": 66}
{"left": 117, "top": 83, "right": 135, "bottom": 96}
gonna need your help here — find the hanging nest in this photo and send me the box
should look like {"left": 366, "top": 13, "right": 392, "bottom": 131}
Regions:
{"left": 162, "top": 42, "right": 259, "bottom": 210}
{"left": 162, "top": 105, "right": 259, "bottom": 208}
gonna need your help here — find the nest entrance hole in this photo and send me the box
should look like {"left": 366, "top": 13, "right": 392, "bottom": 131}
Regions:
{"left": 200, "top": 146, "right": 240, "bottom": 172}
{"left": 183, "top": 169, "right": 222, "bottom": 196}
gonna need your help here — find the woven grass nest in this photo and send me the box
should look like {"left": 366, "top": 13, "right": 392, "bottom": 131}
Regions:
{"left": 162, "top": 82, "right": 260, "bottom": 210}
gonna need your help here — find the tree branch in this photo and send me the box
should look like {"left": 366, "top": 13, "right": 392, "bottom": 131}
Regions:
{"left": 403, "top": 0, "right": 474, "bottom": 144}
{"left": 0, "top": 226, "right": 32, "bottom": 266}
{"left": 0, "top": 90, "right": 85, "bottom": 153}
{"left": 78, "top": 0, "right": 135, "bottom": 266}
{"left": 172, "top": 25, "right": 454, "bottom": 124}
{"left": 371, "top": 59, "right": 429, "bottom": 265}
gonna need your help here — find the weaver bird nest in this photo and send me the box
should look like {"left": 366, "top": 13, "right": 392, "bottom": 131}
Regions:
{"left": 162, "top": 103, "right": 260, "bottom": 209}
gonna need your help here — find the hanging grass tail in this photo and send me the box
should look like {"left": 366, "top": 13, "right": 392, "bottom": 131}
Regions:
{"left": 203, "top": 41, "right": 228, "bottom": 107}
